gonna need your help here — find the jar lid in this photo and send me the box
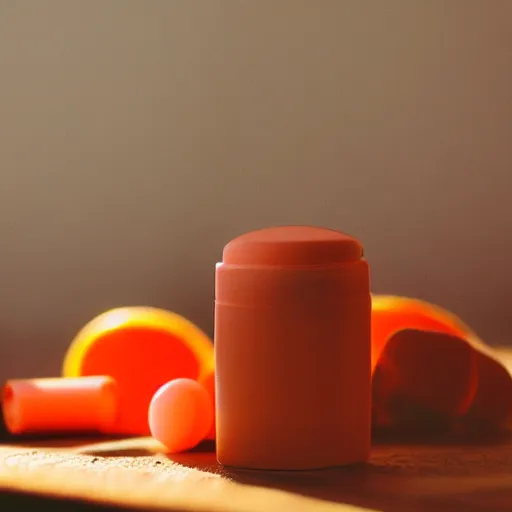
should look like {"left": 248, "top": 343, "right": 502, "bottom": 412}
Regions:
{"left": 223, "top": 225, "right": 363, "bottom": 267}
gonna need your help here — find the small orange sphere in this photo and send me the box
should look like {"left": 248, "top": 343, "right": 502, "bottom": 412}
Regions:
{"left": 149, "top": 378, "right": 213, "bottom": 453}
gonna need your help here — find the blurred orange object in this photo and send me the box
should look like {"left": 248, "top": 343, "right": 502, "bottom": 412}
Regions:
{"left": 371, "top": 295, "right": 476, "bottom": 371}
{"left": 371, "top": 296, "right": 512, "bottom": 433}
{"left": 461, "top": 341, "right": 512, "bottom": 431}
{"left": 149, "top": 378, "right": 213, "bottom": 453}
{"left": 198, "top": 369, "right": 215, "bottom": 440}
{"left": 63, "top": 307, "right": 214, "bottom": 435}
{"left": 372, "top": 329, "right": 478, "bottom": 431}
{"left": 2, "top": 376, "right": 118, "bottom": 435}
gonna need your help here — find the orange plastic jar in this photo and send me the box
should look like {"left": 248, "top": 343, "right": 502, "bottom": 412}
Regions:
{"left": 215, "top": 226, "right": 371, "bottom": 470}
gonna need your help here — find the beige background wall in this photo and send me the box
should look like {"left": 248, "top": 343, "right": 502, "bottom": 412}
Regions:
{"left": 0, "top": 1, "right": 511, "bottom": 381}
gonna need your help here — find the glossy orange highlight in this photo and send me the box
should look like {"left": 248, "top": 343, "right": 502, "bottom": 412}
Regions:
{"left": 371, "top": 296, "right": 476, "bottom": 371}
{"left": 63, "top": 307, "right": 214, "bottom": 435}
{"left": 149, "top": 378, "right": 213, "bottom": 453}
{"left": 215, "top": 226, "right": 371, "bottom": 470}
{"left": 2, "top": 376, "right": 118, "bottom": 435}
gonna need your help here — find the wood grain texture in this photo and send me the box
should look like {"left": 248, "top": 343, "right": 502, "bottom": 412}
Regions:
{"left": 2, "top": 436, "right": 512, "bottom": 512}
{"left": 1, "top": 349, "right": 512, "bottom": 511}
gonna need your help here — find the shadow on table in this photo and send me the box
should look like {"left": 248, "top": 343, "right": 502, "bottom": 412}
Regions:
{"left": 165, "top": 448, "right": 422, "bottom": 512}
{"left": 164, "top": 431, "right": 512, "bottom": 512}
{"left": 0, "top": 491, "right": 125, "bottom": 512}
{"left": 5, "top": 428, "right": 512, "bottom": 512}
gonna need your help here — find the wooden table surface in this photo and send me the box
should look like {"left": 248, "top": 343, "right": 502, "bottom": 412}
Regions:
{"left": 1, "top": 350, "right": 512, "bottom": 512}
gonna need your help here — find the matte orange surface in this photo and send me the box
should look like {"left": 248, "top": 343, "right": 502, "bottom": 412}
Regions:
{"left": 462, "top": 343, "right": 512, "bottom": 431}
{"left": 148, "top": 378, "right": 213, "bottom": 453}
{"left": 216, "top": 226, "right": 371, "bottom": 470}
{"left": 198, "top": 369, "right": 216, "bottom": 440}
{"left": 372, "top": 329, "right": 478, "bottom": 430}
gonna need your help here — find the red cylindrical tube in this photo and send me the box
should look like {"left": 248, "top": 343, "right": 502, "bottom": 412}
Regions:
{"left": 2, "top": 376, "right": 118, "bottom": 435}
{"left": 215, "top": 225, "right": 371, "bottom": 470}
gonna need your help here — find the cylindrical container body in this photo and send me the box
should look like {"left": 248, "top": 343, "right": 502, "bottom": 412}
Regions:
{"left": 2, "top": 375, "right": 118, "bottom": 435}
{"left": 215, "top": 225, "right": 371, "bottom": 470}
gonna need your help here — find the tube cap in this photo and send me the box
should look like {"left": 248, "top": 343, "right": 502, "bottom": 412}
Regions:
{"left": 2, "top": 376, "right": 118, "bottom": 435}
